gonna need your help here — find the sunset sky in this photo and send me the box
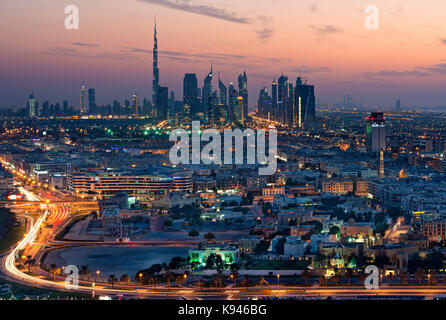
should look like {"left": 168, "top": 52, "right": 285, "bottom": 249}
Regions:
{"left": 1, "top": 0, "right": 446, "bottom": 109}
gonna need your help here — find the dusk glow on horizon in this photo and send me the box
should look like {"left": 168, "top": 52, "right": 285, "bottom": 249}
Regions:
{"left": 2, "top": 0, "right": 446, "bottom": 109}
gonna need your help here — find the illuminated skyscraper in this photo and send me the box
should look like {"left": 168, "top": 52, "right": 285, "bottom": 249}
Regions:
{"left": 218, "top": 75, "right": 227, "bottom": 107}
{"left": 294, "top": 77, "right": 315, "bottom": 128}
{"left": 133, "top": 93, "right": 139, "bottom": 117}
{"left": 28, "top": 93, "right": 36, "bottom": 117}
{"left": 183, "top": 73, "right": 198, "bottom": 117}
{"left": 238, "top": 70, "right": 248, "bottom": 121}
{"left": 277, "top": 74, "right": 289, "bottom": 124}
{"left": 152, "top": 21, "right": 159, "bottom": 109}
{"left": 271, "top": 78, "right": 278, "bottom": 120}
{"left": 80, "top": 82, "right": 87, "bottom": 114}
{"left": 156, "top": 86, "right": 168, "bottom": 120}
{"left": 202, "top": 65, "right": 213, "bottom": 119}
{"left": 88, "top": 88, "right": 96, "bottom": 114}
{"left": 366, "top": 112, "right": 386, "bottom": 153}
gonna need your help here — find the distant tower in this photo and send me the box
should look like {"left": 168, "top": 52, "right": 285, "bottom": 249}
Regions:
{"left": 218, "top": 74, "right": 227, "bottom": 107}
{"left": 183, "top": 73, "right": 198, "bottom": 117}
{"left": 294, "top": 77, "right": 316, "bottom": 129}
{"left": 80, "top": 82, "right": 87, "bottom": 114}
{"left": 133, "top": 93, "right": 139, "bottom": 117}
{"left": 88, "top": 88, "right": 96, "bottom": 114}
{"left": 28, "top": 93, "right": 36, "bottom": 117}
{"left": 395, "top": 97, "right": 401, "bottom": 112}
{"left": 203, "top": 64, "right": 213, "bottom": 120}
{"left": 238, "top": 70, "right": 248, "bottom": 121}
{"left": 271, "top": 78, "right": 278, "bottom": 120}
{"left": 378, "top": 149, "right": 385, "bottom": 179}
{"left": 152, "top": 20, "right": 160, "bottom": 109}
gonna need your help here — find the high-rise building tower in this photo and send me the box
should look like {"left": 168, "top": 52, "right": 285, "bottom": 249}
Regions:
{"left": 133, "top": 93, "right": 139, "bottom": 117}
{"left": 218, "top": 75, "right": 227, "bottom": 107}
{"left": 238, "top": 70, "right": 248, "bottom": 121}
{"left": 378, "top": 149, "right": 385, "bottom": 179}
{"left": 395, "top": 97, "right": 401, "bottom": 112}
{"left": 366, "top": 112, "right": 386, "bottom": 153}
{"left": 183, "top": 73, "right": 198, "bottom": 117}
{"left": 88, "top": 88, "right": 96, "bottom": 114}
{"left": 156, "top": 86, "right": 168, "bottom": 120}
{"left": 202, "top": 65, "right": 213, "bottom": 120}
{"left": 80, "top": 82, "right": 87, "bottom": 114}
{"left": 271, "top": 78, "right": 278, "bottom": 120}
{"left": 277, "top": 74, "right": 289, "bottom": 124}
{"left": 28, "top": 93, "right": 36, "bottom": 117}
{"left": 294, "top": 77, "right": 316, "bottom": 128}
{"left": 152, "top": 21, "right": 160, "bottom": 109}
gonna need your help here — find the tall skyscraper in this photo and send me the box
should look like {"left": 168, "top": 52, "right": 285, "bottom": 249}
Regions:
{"left": 277, "top": 74, "right": 289, "bottom": 124}
{"left": 366, "top": 112, "right": 386, "bottom": 153}
{"left": 88, "top": 88, "right": 96, "bottom": 114}
{"left": 132, "top": 93, "right": 139, "bottom": 117}
{"left": 238, "top": 70, "right": 248, "bottom": 121}
{"left": 258, "top": 87, "right": 270, "bottom": 118}
{"left": 183, "top": 73, "right": 198, "bottom": 117}
{"left": 218, "top": 75, "right": 227, "bottom": 107}
{"left": 156, "top": 86, "right": 168, "bottom": 120}
{"left": 202, "top": 65, "right": 213, "bottom": 119}
{"left": 80, "top": 82, "right": 87, "bottom": 114}
{"left": 271, "top": 79, "right": 278, "bottom": 120}
{"left": 152, "top": 21, "right": 160, "bottom": 109}
{"left": 395, "top": 97, "right": 401, "bottom": 112}
{"left": 28, "top": 93, "right": 36, "bottom": 117}
{"left": 294, "top": 77, "right": 316, "bottom": 128}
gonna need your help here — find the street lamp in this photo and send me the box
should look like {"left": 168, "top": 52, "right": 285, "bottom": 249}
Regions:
{"left": 184, "top": 274, "right": 188, "bottom": 286}
{"left": 277, "top": 274, "right": 280, "bottom": 285}
{"left": 96, "top": 270, "right": 100, "bottom": 281}
{"left": 139, "top": 273, "right": 143, "bottom": 285}
{"left": 230, "top": 274, "right": 234, "bottom": 285}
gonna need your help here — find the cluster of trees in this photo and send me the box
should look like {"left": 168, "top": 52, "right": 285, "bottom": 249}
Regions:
{"left": 170, "top": 204, "right": 203, "bottom": 225}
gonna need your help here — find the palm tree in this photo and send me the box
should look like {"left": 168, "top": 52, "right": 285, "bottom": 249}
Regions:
{"left": 49, "top": 264, "right": 59, "bottom": 280}
{"left": 195, "top": 279, "right": 204, "bottom": 290}
{"left": 414, "top": 268, "right": 426, "bottom": 285}
{"left": 108, "top": 274, "right": 117, "bottom": 288}
{"left": 164, "top": 271, "right": 175, "bottom": 290}
{"left": 319, "top": 275, "right": 328, "bottom": 287}
{"left": 80, "top": 265, "right": 90, "bottom": 281}
{"left": 120, "top": 274, "right": 130, "bottom": 285}
{"left": 240, "top": 276, "right": 251, "bottom": 289}
{"left": 331, "top": 274, "right": 341, "bottom": 286}
{"left": 429, "top": 272, "right": 439, "bottom": 286}
{"left": 386, "top": 272, "right": 396, "bottom": 284}
{"left": 24, "top": 258, "right": 35, "bottom": 272}
{"left": 399, "top": 270, "right": 410, "bottom": 285}
{"left": 301, "top": 269, "right": 312, "bottom": 287}
{"left": 344, "top": 268, "right": 354, "bottom": 286}
{"left": 257, "top": 276, "right": 269, "bottom": 287}
{"left": 230, "top": 270, "right": 240, "bottom": 285}
{"left": 175, "top": 274, "right": 186, "bottom": 286}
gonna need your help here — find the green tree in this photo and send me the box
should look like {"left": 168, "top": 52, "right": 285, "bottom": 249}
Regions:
{"left": 204, "top": 232, "right": 216, "bottom": 242}
{"left": 188, "top": 230, "right": 200, "bottom": 239}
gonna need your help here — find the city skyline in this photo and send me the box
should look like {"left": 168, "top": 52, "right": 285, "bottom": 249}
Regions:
{"left": 2, "top": 0, "right": 446, "bottom": 109}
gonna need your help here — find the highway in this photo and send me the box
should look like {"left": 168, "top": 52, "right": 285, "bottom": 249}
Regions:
{"left": 2, "top": 186, "right": 446, "bottom": 300}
